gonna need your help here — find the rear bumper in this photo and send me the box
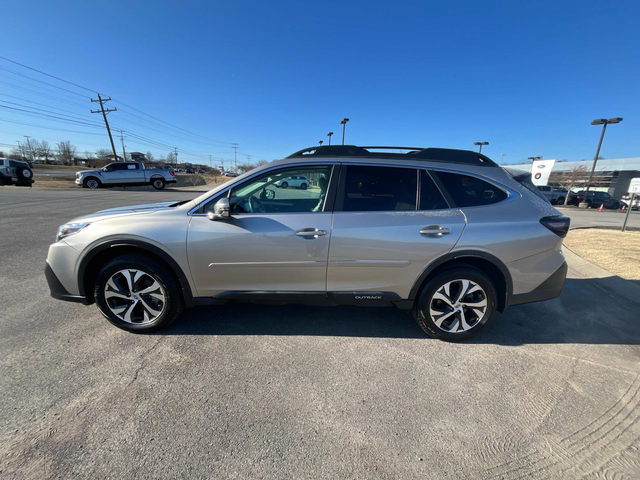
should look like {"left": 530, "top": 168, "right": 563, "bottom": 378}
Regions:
{"left": 45, "top": 263, "right": 88, "bottom": 304}
{"left": 509, "top": 261, "right": 568, "bottom": 306}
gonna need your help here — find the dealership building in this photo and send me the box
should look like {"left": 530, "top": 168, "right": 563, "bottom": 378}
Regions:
{"left": 508, "top": 157, "right": 640, "bottom": 197}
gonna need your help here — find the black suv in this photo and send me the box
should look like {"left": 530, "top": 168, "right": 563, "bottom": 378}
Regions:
{"left": 568, "top": 190, "right": 620, "bottom": 209}
{"left": 0, "top": 158, "right": 34, "bottom": 187}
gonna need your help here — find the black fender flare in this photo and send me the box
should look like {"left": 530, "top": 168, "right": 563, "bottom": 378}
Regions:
{"left": 408, "top": 250, "right": 513, "bottom": 310}
{"left": 77, "top": 239, "right": 194, "bottom": 306}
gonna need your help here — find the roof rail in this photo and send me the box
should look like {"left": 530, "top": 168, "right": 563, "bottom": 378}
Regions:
{"left": 286, "top": 145, "right": 497, "bottom": 166}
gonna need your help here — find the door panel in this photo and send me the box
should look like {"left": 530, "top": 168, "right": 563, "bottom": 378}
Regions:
{"left": 327, "top": 210, "right": 465, "bottom": 298}
{"left": 187, "top": 213, "right": 333, "bottom": 297}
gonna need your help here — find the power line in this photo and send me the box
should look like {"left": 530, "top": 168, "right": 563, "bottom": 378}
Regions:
{"left": 0, "top": 117, "right": 107, "bottom": 135}
{"left": 111, "top": 98, "right": 234, "bottom": 145}
{"left": 0, "top": 104, "right": 105, "bottom": 128}
{"left": 0, "top": 65, "right": 90, "bottom": 99}
{"left": 0, "top": 55, "right": 96, "bottom": 93}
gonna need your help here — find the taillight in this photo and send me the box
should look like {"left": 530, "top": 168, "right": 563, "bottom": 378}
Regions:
{"left": 540, "top": 215, "right": 571, "bottom": 238}
{"left": 169, "top": 169, "right": 175, "bottom": 176}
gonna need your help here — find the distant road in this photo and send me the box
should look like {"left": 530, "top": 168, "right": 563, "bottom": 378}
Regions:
{"left": 33, "top": 170, "right": 77, "bottom": 177}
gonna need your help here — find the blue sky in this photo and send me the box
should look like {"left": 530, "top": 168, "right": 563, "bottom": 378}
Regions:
{"left": 1, "top": 0, "right": 639, "bottom": 166}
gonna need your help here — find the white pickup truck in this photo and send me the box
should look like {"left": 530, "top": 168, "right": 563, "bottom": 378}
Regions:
{"left": 537, "top": 185, "right": 568, "bottom": 205}
{"left": 76, "top": 161, "right": 177, "bottom": 190}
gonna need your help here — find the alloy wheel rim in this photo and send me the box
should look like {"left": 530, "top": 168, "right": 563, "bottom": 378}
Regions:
{"left": 429, "top": 279, "right": 487, "bottom": 333}
{"left": 104, "top": 269, "right": 166, "bottom": 325}
{"left": 154, "top": 180, "right": 163, "bottom": 188}
{"left": 88, "top": 179, "right": 98, "bottom": 188}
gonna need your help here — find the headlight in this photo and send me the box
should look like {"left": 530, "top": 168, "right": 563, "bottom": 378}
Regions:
{"left": 56, "top": 222, "right": 90, "bottom": 242}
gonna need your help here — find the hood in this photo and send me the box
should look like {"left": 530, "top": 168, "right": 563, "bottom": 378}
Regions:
{"left": 70, "top": 201, "right": 183, "bottom": 223}
{"left": 77, "top": 168, "right": 101, "bottom": 176}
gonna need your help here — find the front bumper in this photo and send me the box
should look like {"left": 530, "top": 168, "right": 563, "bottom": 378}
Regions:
{"left": 509, "top": 261, "right": 568, "bottom": 306}
{"left": 45, "top": 263, "right": 88, "bottom": 304}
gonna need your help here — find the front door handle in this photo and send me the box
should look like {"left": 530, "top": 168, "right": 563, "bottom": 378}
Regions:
{"left": 420, "top": 225, "right": 451, "bottom": 237}
{"left": 295, "top": 228, "right": 327, "bottom": 238}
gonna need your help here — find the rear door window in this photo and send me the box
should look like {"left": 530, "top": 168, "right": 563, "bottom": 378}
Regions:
{"left": 419, "top": 171, "right": 449, "bottom": 210}
{"left": 434, "top": 171, "right": 508, "bottom": 207}
{"left": 338, "top": 165, "right": 417, "bottom": 212}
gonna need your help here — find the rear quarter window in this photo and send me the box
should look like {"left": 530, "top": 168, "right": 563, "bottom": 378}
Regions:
{"left": 435, "top": 171, "right": 508, "bottom": 207}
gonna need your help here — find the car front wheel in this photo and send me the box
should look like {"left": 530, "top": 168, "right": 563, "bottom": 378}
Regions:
{"left": 94, "top": 254, "right": 184, "bottom": 332}
{"left": 84, "top": 177, "right": 101, "bottom": 189}
{"left": 414, "top": 266, "right": 497, "bottom": 341}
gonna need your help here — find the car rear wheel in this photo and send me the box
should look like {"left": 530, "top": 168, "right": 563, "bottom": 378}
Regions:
{"left": 83, "top": 177, "right": 101, "bottom": 189}
{"left": 414, "top": 266, "right": 497, "bottom": 341}
{"left": 300, "top": 183, "right": 307, "bottom": 190}
{"left": 94, "top": 254, "right": 184, "bottom": 332}
{"left": 556, "top": 197, "right": 565, "bottom": 205}
{"left": 152, "top": 178, "right": 165, "bottom": 190}
{"left": 17, "top": 167, "right": 33, "bottom": 182}
{"left": 612, "top": 202, "right": 620, "bottom": 210}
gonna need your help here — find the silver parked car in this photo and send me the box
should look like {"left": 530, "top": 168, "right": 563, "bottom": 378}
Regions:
{"left": 76, "top": 161, "right": 177, "bottom": 190}
{"left": 46, "top": 145, "right": 569, "bottom": 341}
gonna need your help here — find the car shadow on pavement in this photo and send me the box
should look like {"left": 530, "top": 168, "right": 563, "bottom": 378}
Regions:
{"left": 160, "top": 277, "right": 640, "bottom": 345}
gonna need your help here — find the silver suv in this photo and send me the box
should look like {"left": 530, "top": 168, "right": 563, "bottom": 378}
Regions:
{"left": 45, "top": 145, "right": 569, "bottom": 341}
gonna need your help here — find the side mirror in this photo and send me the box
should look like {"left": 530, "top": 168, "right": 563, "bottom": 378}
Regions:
{"left": 207, "top": 197, "right": 230, "bottom": 221}
{"left": 102, "top": 167, "right": 108, "bottom": 172}
{"left": 261, "top": 188, "right": 276, "bottom": 200}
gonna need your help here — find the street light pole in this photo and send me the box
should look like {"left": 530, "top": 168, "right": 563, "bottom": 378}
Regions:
{"left": 500, "top": 153, "right": 507, "bottom": 164}
{"left": 474, "top": 141, "right": 489, "bottom": 153}
{"left": 319, "top": 140, "right": 323, "bottom": 147}
{"left": 340, "top": 118, "right": 349, "bottom": 145}
{"left": 327, "top": 132, "right": 333, "bottom": 146}
{"left": 580, "top": 117, "right": 623, "bottom": 208}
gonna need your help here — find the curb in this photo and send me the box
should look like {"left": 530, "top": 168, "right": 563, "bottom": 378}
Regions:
{"left": 563, "top": 246, "right": 640, "bottom": 306}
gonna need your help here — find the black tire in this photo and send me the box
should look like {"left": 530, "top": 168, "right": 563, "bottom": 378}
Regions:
{"left": 300, "top": 183, "right": 307, "bottom": 190}
{"left": 281, "top": 181, "right": 288, "bottom": 189}
{"left": 556, "top": 197, "right": 564, "bottom": 205}
{"left": 83, "top": 177, "right": 101, "bottom": 189}
{"left": 612, "top": 202, "right": 620, "bottom": 210}
{"left": 0, "top": 175, "right": 6, "bottom": 186}
{"left": 94, "top": 253, "right": 184, "bottom": 333}
{"left": 17, "top": 166, "right": 33, "bottom": 182}
{"left": 151, "top": 177, "right": 165, "bottom": 190}
{"left": 413, "top": 266, "right": 497, "bottom": 342}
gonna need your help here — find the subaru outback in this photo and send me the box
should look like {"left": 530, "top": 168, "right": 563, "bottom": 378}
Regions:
{"left": 45, "top": 145, "right": 569, "bottom": 341}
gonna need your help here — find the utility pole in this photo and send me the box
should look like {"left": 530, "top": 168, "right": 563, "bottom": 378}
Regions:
{"left": 231, "top": 143, "right": 239, "bottom": 172}
{"left": 24, "top": 136, "right": 34, "bottom": 161}
{"left": 209, "top": 155, "right": 212, "bottom": 168}
{"left": 118, "top": 130, "right": 126, "bottom": 162}
{"left": 500, "top": 153, "right": 507, "bottom": 164}
{"left": 173, "top": 147, "right": 178, "bottom": 167}
{"left": 91, "top": 93, "right": 119, "bottom": 161}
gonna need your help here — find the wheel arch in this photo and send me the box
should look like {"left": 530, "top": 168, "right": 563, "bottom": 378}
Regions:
{"left": 78, "top": 240, "right": 193, "bottom": 307}
{"left": 409, "top": 250, "right": 512, "bottom": 313}
{"left": 83, "top": 175, "right": 101, "bottom": 186}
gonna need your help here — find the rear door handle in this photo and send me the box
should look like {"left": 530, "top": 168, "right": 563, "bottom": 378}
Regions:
{"left": 420, "top": 225, "right": 451, "bottom": 236}
{"left": 295, "top": 228, "right": 327, "bottom": 238}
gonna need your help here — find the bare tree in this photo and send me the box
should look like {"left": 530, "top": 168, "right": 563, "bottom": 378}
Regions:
{"left": 57, "top": 141, "right": 77, "bottom": 165}
{"left": 9, "top": 147, "right": 23, "bottom": 160}
{"left": 95, "top": 148, "right": 112, "bottom": 161}
{"left": 39, "top": 140, "right": 53, "bottom": 164}
{"left": 166, "top": 151, "right": 177, "bottom": 164}
{"left": 255, "top": 160, "right": 269, "bottom": 167}
{"left": 146, "top": 151, "right": 155, "bottom": 162}
{"left": 558, "top": 165, "right": 589, "bottom": 206}
{"left": 238, "top": 163, "right": 255, "bottom": 173}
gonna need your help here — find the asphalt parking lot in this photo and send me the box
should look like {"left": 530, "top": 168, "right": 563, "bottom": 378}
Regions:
{"left": 1, "top": 187, "right": 639, "bottom": 479}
